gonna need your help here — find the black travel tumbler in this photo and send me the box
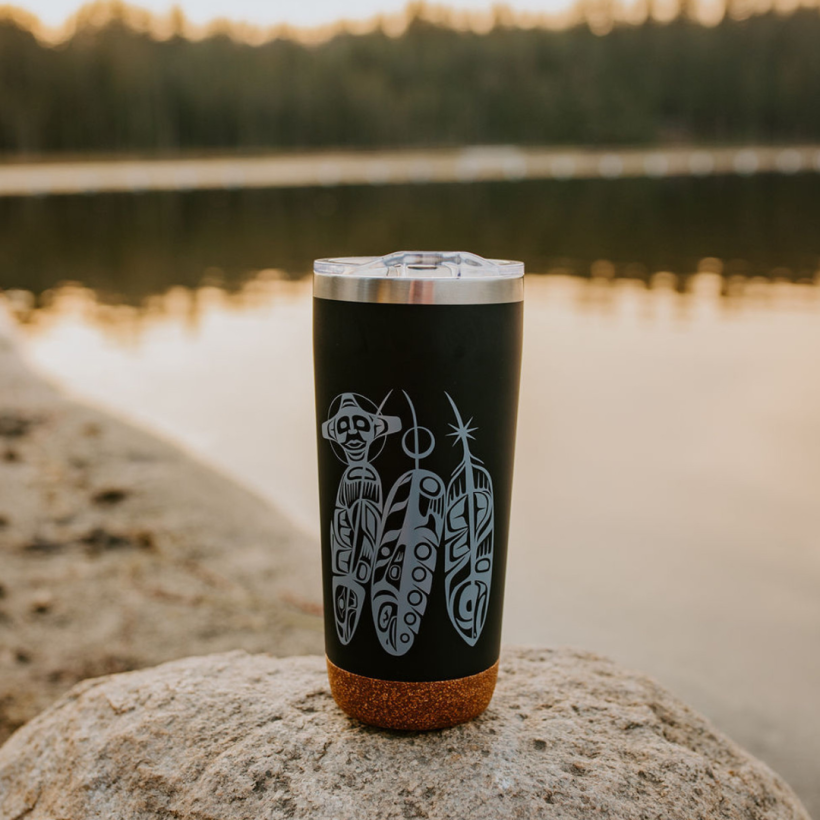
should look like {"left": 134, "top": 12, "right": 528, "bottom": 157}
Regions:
{"left": 313, "top": 251, "right": 523, "bottom": 730}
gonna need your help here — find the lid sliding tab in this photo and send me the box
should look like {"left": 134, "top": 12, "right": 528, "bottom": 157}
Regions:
{"left": 314, "top": 251, "right": 524, "bottom": 305}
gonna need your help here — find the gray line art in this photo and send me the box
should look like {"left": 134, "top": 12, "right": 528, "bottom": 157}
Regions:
{"left": 322, "top": 393, "right": 401, "bottom": 645}
{"left": 444, "top": 392, "right": 495, "bottom": 647}
{"left": 371, "top": 392, "right": 445, "bottom": 656}
{"left": 323, "top": 390, "right": 494, "bottom": 653}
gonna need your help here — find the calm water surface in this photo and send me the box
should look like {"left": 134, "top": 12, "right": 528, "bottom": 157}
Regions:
{"left": 2, "top": 174, "right": 820, "bottom": 298}
{"left": 3, "top": 176, "right": 820, "bottom": 810}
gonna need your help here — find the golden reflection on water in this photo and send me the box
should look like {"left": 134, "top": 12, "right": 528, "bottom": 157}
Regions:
{"left": 6, "top": 268, "right": 301, "bottom": 346}
{"left": 9, "top": 263, "right": 820, "bottom": 347}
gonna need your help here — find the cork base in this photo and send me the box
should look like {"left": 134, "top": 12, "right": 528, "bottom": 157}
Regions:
{"left": 326, "top": 657, "right": 499, "bottom": 731}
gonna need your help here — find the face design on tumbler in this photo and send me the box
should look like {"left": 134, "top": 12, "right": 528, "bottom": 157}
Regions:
{"left": 323, "top": 394, "right": 398, "bottom": 465}
{"left": 334, "top": 412, "right": 374, "bottom": 461}
{"left": 322, "top": 391, "right": 495, "bottom": 653}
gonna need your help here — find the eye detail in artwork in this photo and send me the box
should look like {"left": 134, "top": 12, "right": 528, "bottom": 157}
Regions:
{"left": 421, "top": 475, "right": 441, "bottom": 496}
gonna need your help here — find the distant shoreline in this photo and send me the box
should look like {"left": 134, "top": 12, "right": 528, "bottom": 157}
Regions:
{"left": 0, "top": 144, "right": 818, "bottom": 198}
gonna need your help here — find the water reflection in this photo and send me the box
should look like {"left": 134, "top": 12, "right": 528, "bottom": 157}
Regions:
{"left": 2, "top": 174, "right": 820, "bottom": 301}
{"left": 11, "top": 264, "right": 820, "bottom": 342}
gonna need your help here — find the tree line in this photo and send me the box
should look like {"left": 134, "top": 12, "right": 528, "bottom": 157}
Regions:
{"left": 1, "top": 4, "right": 819, "bottom": 155}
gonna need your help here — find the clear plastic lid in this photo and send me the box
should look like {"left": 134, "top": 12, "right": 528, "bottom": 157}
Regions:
{"left": 314, "top": 251, "right": 524, "bottom": 279}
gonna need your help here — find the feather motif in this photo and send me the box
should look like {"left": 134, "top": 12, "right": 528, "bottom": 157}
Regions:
{"left": 444, "top": 392, "right": 494, "bottom": 647}
{"left": 372, "top": 393, "right": 444, "bottom": 656}
{"left": 331, "top": 464, "right": 383, "bottom": 644}
{"left": 323, "top": 392, "right": 400, "bottom": 646}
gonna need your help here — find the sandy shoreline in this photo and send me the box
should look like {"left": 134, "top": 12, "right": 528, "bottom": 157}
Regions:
{"left": 0, "top": 308, "right": 323, "bottom": 743}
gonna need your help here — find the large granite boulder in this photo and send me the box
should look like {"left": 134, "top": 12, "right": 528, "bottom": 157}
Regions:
{"left": 0, "top": 648, "right": 809, "bottom": 820}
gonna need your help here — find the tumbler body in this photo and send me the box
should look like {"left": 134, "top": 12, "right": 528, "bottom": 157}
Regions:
{"left": 313, "top": 253, "right": 523, "bottom": 730}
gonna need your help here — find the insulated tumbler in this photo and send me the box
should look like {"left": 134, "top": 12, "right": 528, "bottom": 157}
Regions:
{"left": 313, "top": 251, "right": 523, "bottom": 730}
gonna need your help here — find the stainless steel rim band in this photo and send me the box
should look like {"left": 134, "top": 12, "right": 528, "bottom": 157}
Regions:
{"left": 313, "top": 275, "right": 524, "bottom": 305}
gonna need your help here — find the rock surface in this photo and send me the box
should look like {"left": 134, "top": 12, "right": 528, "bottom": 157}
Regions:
{"left": 0, "top": 309, "right": 323, "bottom": 745}
{"left": 0, "top": 648, "right": 810, "bottom": 820}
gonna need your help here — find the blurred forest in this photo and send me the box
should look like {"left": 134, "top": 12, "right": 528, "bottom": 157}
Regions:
{"left": 0, "top": 2, "right": 819, "bottom": 155}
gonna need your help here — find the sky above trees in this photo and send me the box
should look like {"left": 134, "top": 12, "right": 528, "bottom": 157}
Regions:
{"left": 9, "top": 0, "right": 580, "bottom": 28}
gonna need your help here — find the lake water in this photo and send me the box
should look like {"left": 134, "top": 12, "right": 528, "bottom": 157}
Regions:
{"left": 3, "top": 173, "right": 820, "bottom": 298}
{"left": 3, "top": 175, "right": 820, "bottom": 811}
